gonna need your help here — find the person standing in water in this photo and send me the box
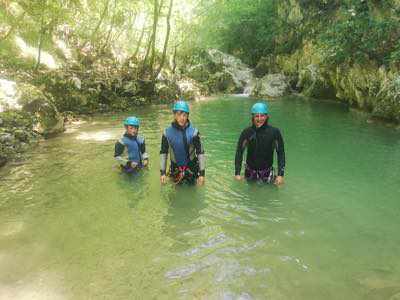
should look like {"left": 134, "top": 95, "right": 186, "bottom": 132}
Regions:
{"left": 235, "top": 102, "right": 285, "bottom": 185}
{"left": 114, "top": 116, "right": 149, "bottom": 173}
{"left": 160, "top": 100, "right": 205, "bottom": 185}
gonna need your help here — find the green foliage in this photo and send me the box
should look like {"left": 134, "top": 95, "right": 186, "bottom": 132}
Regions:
{"left": 196, "top": 0, "right": 279, "bottom": 66}
{"left": 318, "top": 5, "right": 400, "bottom": 66}
{"left": 0, "top": 110, "right": 34, "bottom": 129}
{"left": 194, "top": 0, "right": 400, "bottom": 70}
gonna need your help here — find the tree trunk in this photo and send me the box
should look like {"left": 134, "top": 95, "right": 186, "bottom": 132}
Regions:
{"left": 141, "top": 30, "right": 153, "bottom": 75}
{"left": 141, "top": 0, "right": 163, "bottom": 76}
{"left": 79, "top": 0, "right": 110, "bottom": 50}
{"left": 154, "top": 0, "right": 173, "bottom": 79}
{"left": 149, "top": 0, "right": 159, "bottom": 79}
{"left": 35, "top": 12, "right": 45, "bottom": 70}
{"left": 133, "top": 24, "right": 146, "bottom": 58}
{"left": 172, "top": 44, "right": 177, "bottom": 74}
{"left": 100, "top": 0, "right": 117, "bottom": 54}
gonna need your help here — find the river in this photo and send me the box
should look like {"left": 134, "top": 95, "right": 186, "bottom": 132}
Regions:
{"left": 1, "top": 96, "right": 400, "bottom": 299}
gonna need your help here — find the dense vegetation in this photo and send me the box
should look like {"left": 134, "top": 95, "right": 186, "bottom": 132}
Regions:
{"left": 195, "top": 0, "right": 400, "bottom": 68}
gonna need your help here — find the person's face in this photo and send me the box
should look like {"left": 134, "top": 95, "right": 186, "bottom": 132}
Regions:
{"left": 126, "top": 125, "right": 138, "bottom": 135}
{"left": 253, "top": 114, "right": 268, "bottom": 128}
{"left": 174, "top": 111, "right": 188, "bottom": 127}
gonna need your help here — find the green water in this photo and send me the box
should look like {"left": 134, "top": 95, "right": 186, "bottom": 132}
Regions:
{"left": 1, "top": 96, "right": 400, "bottom": 299}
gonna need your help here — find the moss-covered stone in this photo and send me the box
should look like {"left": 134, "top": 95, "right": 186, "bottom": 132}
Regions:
{"left": 17, "top": 83, "right": 64, "bottom": 136}
{"left": 0, "top": 110, "right": 41, "bottom": 168}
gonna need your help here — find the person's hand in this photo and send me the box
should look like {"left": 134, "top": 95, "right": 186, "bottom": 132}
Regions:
{"left": 143, "top": 159, "right": 149, "bottom": 167}
{"left": 160, "top": 175, "right": 167, "bottom": 184}
{"left": 274, "top": 176, "right": 284, "bottom": 186}
{"left": 197, "top": 176, "right": 205, "bottom": 186}
{"left": 234, "top": 175, "right": 243, "bottom": 181}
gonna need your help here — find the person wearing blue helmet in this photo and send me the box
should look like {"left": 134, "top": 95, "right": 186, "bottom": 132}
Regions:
{"left": 234, "top": 102, "right": 285, "bottom": 185}
{"left": 114, "top": 116, "right": 149, "bottom": 173}
{"left": 160, "top": 99, "right": 205, "bottom": 185}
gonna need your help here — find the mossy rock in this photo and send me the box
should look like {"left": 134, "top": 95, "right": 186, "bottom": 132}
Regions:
{"left": 17, "top": 83, "right": 64, "bottom": 136}
{"left": 298, "top": 64, "right": 336, "bottom": 100}
{"left": 252, "top": 74, "right": 290, "bottom": 97}
{"left": 187, "top": 64, "right": 210, "bottom": 82}
{"left": 207, "top": 71, "right": 239, "bottom": 93}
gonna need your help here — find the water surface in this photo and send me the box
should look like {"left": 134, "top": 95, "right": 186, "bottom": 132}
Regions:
{"left": 1, "top": 96, "right": 400, "bottom": 299}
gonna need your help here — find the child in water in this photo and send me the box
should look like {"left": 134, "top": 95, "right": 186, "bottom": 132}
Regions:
{"left": 114, "top": 116, "right": 149, "bottom": 173}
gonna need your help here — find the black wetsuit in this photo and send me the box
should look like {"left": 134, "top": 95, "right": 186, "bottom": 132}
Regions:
{"left": 235, "top": 122, "right": 285, "bottom": 178}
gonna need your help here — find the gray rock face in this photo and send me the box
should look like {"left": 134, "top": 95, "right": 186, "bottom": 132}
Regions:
{"left": 177, "top": 78, "right": 204, "bottom": 100}
{"left": 207, "top": 49, "right": 254, "bottom": 93}
{"left": 0, "top": 79, "right": 20, "bottom": 112}
{"left": 252, "top": 74, "right": 290, "bottom": 97}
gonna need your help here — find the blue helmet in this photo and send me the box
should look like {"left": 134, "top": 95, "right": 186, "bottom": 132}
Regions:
{"left": 124, "top": 116, "right": 140, "bottom": 127}
{"left": 251, "top": 102, "right": 269, "bottom": 114}
{"left": 173, "top": 100, "right": 190, "bottom": 113}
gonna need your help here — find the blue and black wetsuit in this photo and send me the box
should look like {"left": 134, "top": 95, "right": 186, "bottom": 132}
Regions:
{"left": 114, "top": 133, "right": 149, "bottom": 173}
{"left": 160, "top": 121, "right": 205, "bottom": 184}
{"left": 235, "top": 122, "right": 285, "bottom": 182}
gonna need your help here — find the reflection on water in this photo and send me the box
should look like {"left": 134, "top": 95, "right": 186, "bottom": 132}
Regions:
{"left": 1, "top": 96, "right": 400, "bottom": 299}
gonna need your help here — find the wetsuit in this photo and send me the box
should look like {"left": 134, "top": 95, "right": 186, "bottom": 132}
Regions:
{"left": 160, "top": 121, "right": 205, "bottom": 184}
{"left": 114, "top": 133, "right": 149, "bottom": 173}
{"left": 235, "top": 122, "right": 285, "bottom": 182}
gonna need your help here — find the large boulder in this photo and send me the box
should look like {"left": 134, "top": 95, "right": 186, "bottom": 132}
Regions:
{"left": 17, "top": 83, "right": 64, "bottom": 136}
{"left": 0, "top": 79, "right": 64, "bottom": 136}
{"left": 207, "top": 49, "right": 253, "bottom": 93}
{"left": 207, "top": 71, "right": 239, "bottom": 93}
{"left": 0, "top": 79, "right": 21, "bottom": 112}
{"left": 177, "top": 78, "right": 205, "bottom": 100}
{"left": 252, "top": 74, "right": 290, "bottom": 98}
